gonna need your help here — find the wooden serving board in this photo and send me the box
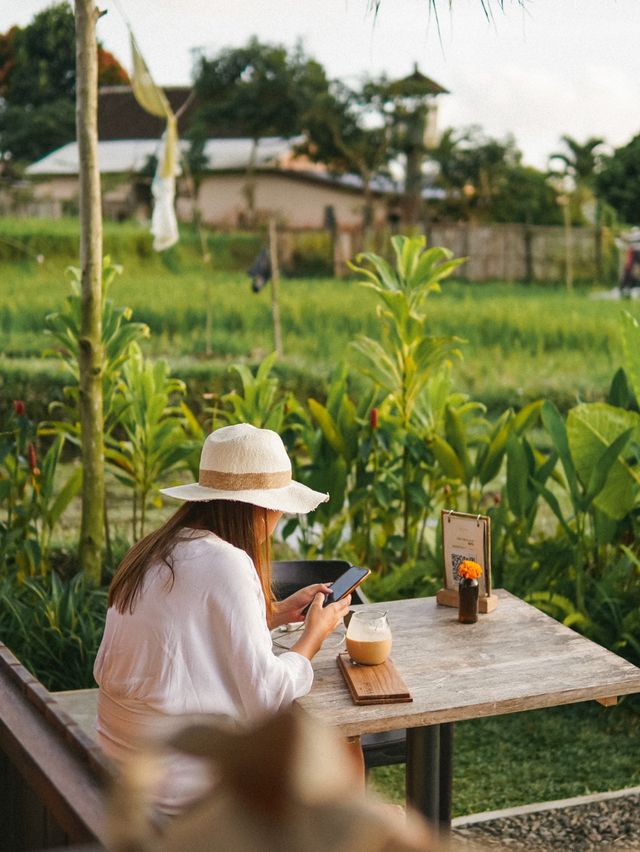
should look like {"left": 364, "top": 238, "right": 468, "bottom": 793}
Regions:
{"left": 337, "top": 653, "right": 413, "bottom": 705}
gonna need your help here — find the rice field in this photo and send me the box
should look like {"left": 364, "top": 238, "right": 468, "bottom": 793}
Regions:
{"left": 1, "top": 250, "right": 638, "bottom": 414}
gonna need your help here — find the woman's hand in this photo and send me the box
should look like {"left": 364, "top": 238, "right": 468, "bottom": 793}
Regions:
{"left": 269, "top": 583, "right": 333, "bottom": 629}
{"left": 292, "top": 592, "right": 352, "bottom": 661}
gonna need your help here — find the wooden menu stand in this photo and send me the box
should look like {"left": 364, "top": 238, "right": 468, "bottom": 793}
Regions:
{"left": 438, "top": 509, "right": 499, "bottom": 614}
{"left": 436, "top": 586, "right": 499, "bottom": 613}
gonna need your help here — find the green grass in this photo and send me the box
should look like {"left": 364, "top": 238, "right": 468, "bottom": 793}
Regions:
{"left": 1, "top": 252, "right": 638, "bottom": 415}
{"left": 369, "top": 700, "right": 640, "bottom": 816}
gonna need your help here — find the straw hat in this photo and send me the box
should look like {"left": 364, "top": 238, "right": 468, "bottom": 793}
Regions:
{"left": 160, "top": 423, "right": 329, "bottom": 514}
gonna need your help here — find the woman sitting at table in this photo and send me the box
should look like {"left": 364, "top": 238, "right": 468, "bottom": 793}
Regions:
{"left": 93, "top": 423, "right": 354, "bottom": 812}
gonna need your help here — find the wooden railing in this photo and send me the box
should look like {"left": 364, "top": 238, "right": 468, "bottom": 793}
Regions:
{"left": 0, "top": 643, "right": 111, "bottom": 850}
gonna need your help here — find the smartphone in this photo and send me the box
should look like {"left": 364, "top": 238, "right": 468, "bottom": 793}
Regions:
{"left": 302, "top": 565, "right": 370, "bottom": 615}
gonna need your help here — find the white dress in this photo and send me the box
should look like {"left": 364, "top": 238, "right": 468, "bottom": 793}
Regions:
{"left": 93, "top": 530, "right": 313, "bottom": 811}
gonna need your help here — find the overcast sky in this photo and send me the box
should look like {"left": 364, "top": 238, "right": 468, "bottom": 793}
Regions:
{"left": 3, "top": 0, "right": 639, "bottom": 169}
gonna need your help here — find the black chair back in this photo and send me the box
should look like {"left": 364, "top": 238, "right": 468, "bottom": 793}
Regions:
{"left": 271, "top": 558, "right": 403, "bottom": 770}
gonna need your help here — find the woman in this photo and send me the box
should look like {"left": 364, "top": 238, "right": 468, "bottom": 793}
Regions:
{"left": 94, "top": 423, "right": 352, "bottom": 811}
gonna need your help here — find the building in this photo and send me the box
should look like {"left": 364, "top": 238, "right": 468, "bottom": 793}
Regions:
{"left": 24, "top": 86, "right": 392, "bottom": 230}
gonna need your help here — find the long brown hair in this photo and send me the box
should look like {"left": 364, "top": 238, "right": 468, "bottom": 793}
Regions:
{"left": 108, "top": 500, "right": 274, "bottom": 619}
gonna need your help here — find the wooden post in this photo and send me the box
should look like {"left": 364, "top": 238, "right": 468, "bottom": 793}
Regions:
{"left": 268, "top": 218, "right": 283, "bottom": 357}
{"left": 75, "top": 0, "right": 104, "bottom": 586}
{"left": 559, "top": 194, "right": 574, "bottom": 291}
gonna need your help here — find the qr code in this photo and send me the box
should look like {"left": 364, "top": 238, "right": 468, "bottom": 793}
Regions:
{"left": 451, "top": 553, "right": 476, "bottom": 584}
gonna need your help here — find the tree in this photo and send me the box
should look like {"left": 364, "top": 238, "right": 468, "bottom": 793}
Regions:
{"left": 490, "top": 165, "right": 562, "bottom": 226}
{"left": 549, "top": 135, "right": 604, "bottom": 221}
{"left": 302, "top": 78, "right": 395, "bottom": 235}
{"left": 428, "top": 125, "right": 563, "bottom": 226}
{"left": 430, "top": 126, "right": 517, "bottom": 220}
{"left": 189, "top": 38, "right": 329, "bottom": 223}
{"left": 75, "top": 0, "right": 105, "bottom": 587}
{"left": 0, "top": 2, "right": 128, "bottom": 164}
{"left": 596, "top": 135, "right": 640, "bottom": 225}
{"left": 550, "top": 135, "right": 606, "bottom": 282}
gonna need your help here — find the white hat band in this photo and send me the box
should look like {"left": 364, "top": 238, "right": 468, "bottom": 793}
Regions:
{"left": 198, "top": 468, "right": 291, "bottom": 490}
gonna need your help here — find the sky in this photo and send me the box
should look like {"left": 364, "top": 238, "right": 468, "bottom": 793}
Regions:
{"left": 2, "top": 0, "right": 639, "bottom": 169}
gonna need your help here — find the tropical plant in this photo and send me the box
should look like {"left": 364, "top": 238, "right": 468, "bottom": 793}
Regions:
{"left": 44, "top": 257, "right": 150, "bottom": 567}
{"left": 348, "top": 234, "right": 464, "bottom": 555}
{"left": 0, "top": 571, "right": 106, "bottom": 690}
{"left": 214, "top": 352, "right": 291, "bottom": 433}
{"left": 0, "top": 401, "right": 80, "bottom": 576}
{"left": 105, "top": 345, "right": 193, "bottom": 540}
{"left": 428, "top": 398, "right": 543, "bottom": 515}
{"left": 44, "top": 257, "right": 149, "bottom": 445}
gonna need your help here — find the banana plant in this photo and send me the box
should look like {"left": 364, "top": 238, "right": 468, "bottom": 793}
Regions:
{"left": 533, "top": 399, "right": 639, "bottom": 610}
{"left": 538, "top": 400, "right": 639, "bottom": 541}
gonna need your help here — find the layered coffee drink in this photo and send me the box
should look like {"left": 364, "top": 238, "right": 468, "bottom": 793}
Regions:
{"left": 346, "top": 610, "right": 392, "bottom": 665}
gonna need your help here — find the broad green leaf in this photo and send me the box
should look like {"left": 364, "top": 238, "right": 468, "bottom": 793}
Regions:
{"left": 512, "top": 399, "right": 543, "bottom": 434}
{"left": 531, "top": 479, "right": 578, "bottom": 542}
{"left": 584, "top": 427, "right": 633, "bottom": 505}
{"left": 48, "top": 466, "right": 82, "bottom": 527}
{"left": 477, "top": 409, "right": 513, "bottom": 485}
{"left": 607, "top": 367, "right": 632, "bottom": 409}
{"left": 505, "top": 433, "right": 529, "bottom": 518}
{"left": 621, "top": 311, "right": 640, "bottom": 406}
{"left": 541, "top": 400, "right": 580, "bottom": 504}
{"left": 567, "top": 402, "right": 640, "bottom": 519}
{"left": 429, "top": 434, "right": 465, "bottom": 481}
{"left": 444, "top": 406, "right": 472, "bottom": 483}
{"left": 307, "top": 399, "right": 346, "bottom": 458}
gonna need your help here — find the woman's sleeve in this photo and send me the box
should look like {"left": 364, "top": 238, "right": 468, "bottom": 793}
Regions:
{"left": 204, "top": 547, "right": 313, "bottom": 721}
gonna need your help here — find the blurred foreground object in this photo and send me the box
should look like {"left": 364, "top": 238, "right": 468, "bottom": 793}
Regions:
{"left": 106, "top": 706, "right": 435, "bottom": 852}
{"left": 616, "top": 228, "right": 640, "bottom": 297}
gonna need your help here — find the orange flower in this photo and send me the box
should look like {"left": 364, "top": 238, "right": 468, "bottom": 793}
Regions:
{"left": 459, "top": 559, "right": 483, "bottom": 581}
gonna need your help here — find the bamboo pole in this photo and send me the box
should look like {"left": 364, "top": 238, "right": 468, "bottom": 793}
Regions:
{"left": 268, "top": 218, "right": 283, "bottom": 357}
{"left": 75, "top": 0, "right": 104, "bottom": 585}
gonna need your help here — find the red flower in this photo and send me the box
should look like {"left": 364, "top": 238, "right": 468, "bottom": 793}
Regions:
{"left": 27, "top": 442, "right": 37, "bottom": 472}
{"left": 370, "top": 408, "right": 379, "bottom": 429}
{"left": 13, "top": 400, "right": 26, "bottom": 416}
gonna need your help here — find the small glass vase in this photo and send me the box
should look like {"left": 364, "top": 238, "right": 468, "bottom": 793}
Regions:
{"left": 458, "top": 577, "right": 479, "bottom": 624}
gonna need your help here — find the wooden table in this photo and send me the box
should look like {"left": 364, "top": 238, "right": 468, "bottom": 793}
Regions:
{"left": 294, "top": 589, "right": 640, "bottom": 827}
{"left": 55, "top": 589, "right": 640, "bottom": 829}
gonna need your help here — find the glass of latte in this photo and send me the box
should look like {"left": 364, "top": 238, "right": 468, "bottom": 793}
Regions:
{"left": 346, "top": 610, "right": 392, "bottom": 665}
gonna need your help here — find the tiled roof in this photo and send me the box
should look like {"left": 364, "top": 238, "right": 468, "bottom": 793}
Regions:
{"left": 97, "top": 86, "right": 196, "bottom": 139}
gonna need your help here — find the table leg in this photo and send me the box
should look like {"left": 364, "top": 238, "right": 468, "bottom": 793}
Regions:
{"left": 406, "top": 722, "right": 454, "bottom": 831}
{"left": 439, "top": 722, "right": 454, "bottom": 829}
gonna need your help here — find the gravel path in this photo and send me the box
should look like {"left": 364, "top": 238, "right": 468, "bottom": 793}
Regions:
{"left": 451, "top": 792, "right": 640, "bottom": 850}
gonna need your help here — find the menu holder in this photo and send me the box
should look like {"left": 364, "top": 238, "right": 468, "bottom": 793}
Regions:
{"left": 337, "top": 653, "right": 412, "bottom": 705}
{"left": 436, "top": 509, "right": 498, "bottom": 614}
